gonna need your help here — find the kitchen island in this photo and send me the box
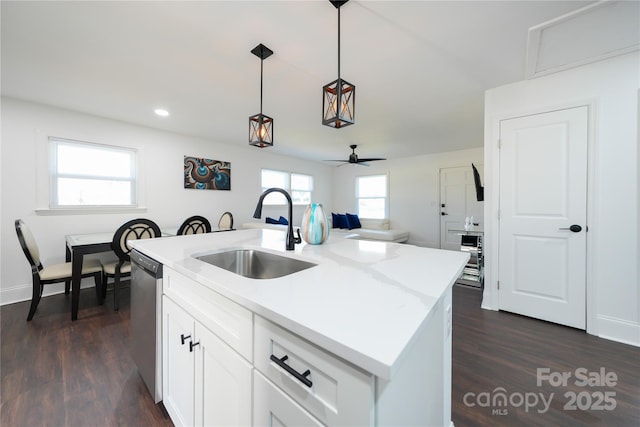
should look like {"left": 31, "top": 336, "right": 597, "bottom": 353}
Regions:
{"left": 131, "top": 228, "right": 468, "bottom": 426}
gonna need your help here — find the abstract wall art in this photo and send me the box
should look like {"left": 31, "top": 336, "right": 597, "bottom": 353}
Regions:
{"left": 184, "top": 156, "right": 231, "bottom": 190}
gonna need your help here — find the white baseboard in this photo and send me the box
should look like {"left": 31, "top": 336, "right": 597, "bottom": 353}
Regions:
{"left": 597, "top": 314, "right": 640, "bottom": 347}
{"left": 0, "top": 280, "right": 98, "bottom": 306}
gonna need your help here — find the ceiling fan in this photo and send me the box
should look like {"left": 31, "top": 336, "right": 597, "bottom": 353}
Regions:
{"left": 325, "top": 145, "right": 386, "bottom": 166}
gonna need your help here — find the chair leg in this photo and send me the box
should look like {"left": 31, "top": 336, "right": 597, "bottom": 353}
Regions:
{"left": 64, "top": 279, "right": 71, "bottom": 295}
{"left": 114, "top": 271, "right": 120, "bottom": 311}
{"left": 101, "top": 273, "right": 108, "bottom": 300}
{"left": 27, "top": 279, "right": 42, "bottom": 321}
{"left": 95, "top": 272, "right": 104, "bottom": 305}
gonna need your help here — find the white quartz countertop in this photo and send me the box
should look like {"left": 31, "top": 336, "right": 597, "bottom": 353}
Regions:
{"left": 131, "top": 229, "right": 468, "bottom": 380}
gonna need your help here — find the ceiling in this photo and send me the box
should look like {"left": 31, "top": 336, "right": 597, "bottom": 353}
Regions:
{"left": 1, "top": 0, "right": 593, "bottom": 163}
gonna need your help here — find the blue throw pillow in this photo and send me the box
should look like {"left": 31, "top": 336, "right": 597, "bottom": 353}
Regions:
{"left": 331, "top": 213, "right": 341, "bottom": 229}
{"left": 345, "top": 213, "right": 361, "bottom": 230}
{"left": 332, "top": 213, "right": 348, "bottom": 229}
{"left": 266, "top": 217, "right": 280, "bottom": 224}
{"left": 337, "top": 214, "right": 348, "bottom": 229}
{"left": 278, "top": 216, "right": 288, "bottom": 225}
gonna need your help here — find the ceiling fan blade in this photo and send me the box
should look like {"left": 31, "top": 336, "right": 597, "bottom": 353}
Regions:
{"left": 327, "top": 146, "right": 385, "bottom": 166}
{"left": 357, "top": 157, "right": 386, "bottom": 162}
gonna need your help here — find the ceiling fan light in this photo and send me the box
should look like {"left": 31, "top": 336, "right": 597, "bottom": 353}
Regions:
{"left": 322, "top": 78, "right": 355, "bottom": 128}
{"left": 249, "top": 113, "right": 273, "bottom": 148}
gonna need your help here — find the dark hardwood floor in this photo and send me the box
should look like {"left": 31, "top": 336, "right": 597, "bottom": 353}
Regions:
{"left": 452, "top": 284, "right": 640, "bottom": 427}
{"left": 1, "top": 285, "right": 638, "bottom": 426}
{"left": 1, "top": 288, "right": 173, "bottom": 427}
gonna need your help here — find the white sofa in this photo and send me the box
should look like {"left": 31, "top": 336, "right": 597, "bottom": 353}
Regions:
{"left": 241, "top": 218, "right": 409, "bottom": 243}
{"left": 331, "top": 218, "right": 409, "bottom": 243}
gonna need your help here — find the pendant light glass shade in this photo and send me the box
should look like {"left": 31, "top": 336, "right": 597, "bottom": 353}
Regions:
{"left": 249, "top": 113, "right": 273, "bottom": 147}
{"left": 249, "top": 43, "right": 274, "bottom": 148}
{"left": 322, "top": 78, "right": 355, "bottom": 128}
{"left": 322, "top": 0, "right": 354, "bottom": 129}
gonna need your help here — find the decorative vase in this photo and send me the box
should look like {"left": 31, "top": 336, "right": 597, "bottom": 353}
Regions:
{"left": 301, "top": 203, "right": 330, "bottom": 245}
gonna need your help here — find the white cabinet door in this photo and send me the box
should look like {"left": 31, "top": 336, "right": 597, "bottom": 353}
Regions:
{"left": 162, "top": 296, "right": 196, "bottom": 427}
{"left": 253, "top": 370, "right": 323, "bottom": 427}
{"left": 163, "top": 295, "right": 253, "bottom": 427}
{"left": 194, "top": 323, "right": 252, "bottom": 427}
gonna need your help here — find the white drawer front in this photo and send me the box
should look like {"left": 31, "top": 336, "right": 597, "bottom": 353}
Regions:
{"left": 163, "top": 267, "right": 253, "bottom": 362}
{"left": 254, "top": 370, "right": 323, "bottom": 427}
{"left": 254, "top": 315, "right": 374, "bottom": 426}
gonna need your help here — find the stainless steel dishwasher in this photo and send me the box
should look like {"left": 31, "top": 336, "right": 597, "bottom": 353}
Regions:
{"left": 130, "top": 249, "right": 163, "bottom": 403}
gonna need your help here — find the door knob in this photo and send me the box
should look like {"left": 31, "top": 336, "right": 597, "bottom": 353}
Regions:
{"left": 559, "top": 224, "right": 582, "bottom": 232}
{"left": 441, "top": 212, "right": 448, "bottom": 216}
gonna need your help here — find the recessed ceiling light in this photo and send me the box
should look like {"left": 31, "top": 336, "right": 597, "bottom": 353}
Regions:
{"left": 154, "top": 108, "right": 169, "bottom": 117}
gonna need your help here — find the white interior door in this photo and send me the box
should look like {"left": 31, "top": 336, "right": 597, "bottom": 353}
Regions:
{"left": 498, "top": 106, "right": 588, "bottom": 329}
{"left": 440, "top": 166, "right": 484, "bottom": 250}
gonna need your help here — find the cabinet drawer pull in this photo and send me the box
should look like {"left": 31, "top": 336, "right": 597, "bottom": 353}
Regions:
{"left": 190, "top": 341, "right": 200, "bottom": 352}
{"left": 270, "top": 354, "right": 313, "bottom": 388}
{"left": 180, "top": 334, "right": 191, "bottom": 345}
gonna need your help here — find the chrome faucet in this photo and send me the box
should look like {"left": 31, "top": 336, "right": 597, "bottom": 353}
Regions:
{"left": 253, "top": 188, "right": 302, "bottom": 251}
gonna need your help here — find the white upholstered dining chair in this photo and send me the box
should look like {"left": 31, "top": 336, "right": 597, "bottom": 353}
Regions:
{"left": 218, "top": 211, "right": 234, "bottom": 231}
{"left": 177, "top": 215, "right": 211, "bottom": 235}
{"left": 15, "top": 219, "right": 103, "bottom": 321}
{"left": 102, "top": 218, "right": 162, "bottom": 311}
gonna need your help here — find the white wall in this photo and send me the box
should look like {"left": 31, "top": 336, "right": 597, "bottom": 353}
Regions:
{"left": 483, "top": 52, "right": 639, "bottom": 346}
{"left": 1, "top": 97, "right": 333, "bottom": 305}
{"left": 331, "top": 148, "right": 484, "bottom": 248}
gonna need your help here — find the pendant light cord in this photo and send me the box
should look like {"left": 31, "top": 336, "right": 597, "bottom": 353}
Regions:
{"left": 260, "top": 54, "right": 264, "bottom": 114}
{"left": 337, "top": 7, "right": 341, "bottom": 80}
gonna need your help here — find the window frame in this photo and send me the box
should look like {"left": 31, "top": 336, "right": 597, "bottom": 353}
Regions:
{"left": 260, "top": 168, "right": 313, "bottom": 206}
{"left": 356, "top": 173, "right": 389, "bottom": 219}
{"left": 48, "top": 137, "right": 138, "bottom": 209}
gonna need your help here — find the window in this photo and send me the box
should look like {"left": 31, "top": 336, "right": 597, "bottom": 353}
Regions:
{"left": 291, "top": 173, "right": 313, "bottom": 205}
{"left": 49, "top": 137, "right": 137, "bottom": 208}
{"left": 260, "top": 169, "right": 313, "bottom": 205}
{"left": 356, "top": 174, "right": 387, "bottom": 219}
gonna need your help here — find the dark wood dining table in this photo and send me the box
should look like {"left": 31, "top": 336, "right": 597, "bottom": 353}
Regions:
{"left": 65, "top": 232, "right": 114, "bottom": 321}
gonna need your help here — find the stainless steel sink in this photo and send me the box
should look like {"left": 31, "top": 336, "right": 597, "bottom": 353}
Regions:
{"left": 196, "top": 249, "right": 316, "bottom": 279}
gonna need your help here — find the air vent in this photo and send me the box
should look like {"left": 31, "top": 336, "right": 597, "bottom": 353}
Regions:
{"left": 526, "top": 1, "right": 639, "bottom": 79}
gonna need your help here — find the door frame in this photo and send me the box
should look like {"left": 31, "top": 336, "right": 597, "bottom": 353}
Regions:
{"left": 482, "top": 99, "right": 598, "bottom": 336}
{"left": 438, "top": 165, "right": 484, "bottom": 251}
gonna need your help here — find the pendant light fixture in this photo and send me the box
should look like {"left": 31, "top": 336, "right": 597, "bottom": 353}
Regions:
{"left": 322, "top": 0, "right": 355, "bottom": 129}
{"left": 249, "top": 43, "right": 274, "bottom": 148}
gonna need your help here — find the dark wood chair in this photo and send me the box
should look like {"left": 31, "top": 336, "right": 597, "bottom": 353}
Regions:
{"left": 218, "top": 211, "right": 234, "bottom": 231}
{"left": 177, "top": 215, "right": 211, "bottom": 235}
{"left": 15, "top": 219, "right": 103, "bottom": 321}
{"left": 102, "top": 218, "right": 161, "bottom": 311}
